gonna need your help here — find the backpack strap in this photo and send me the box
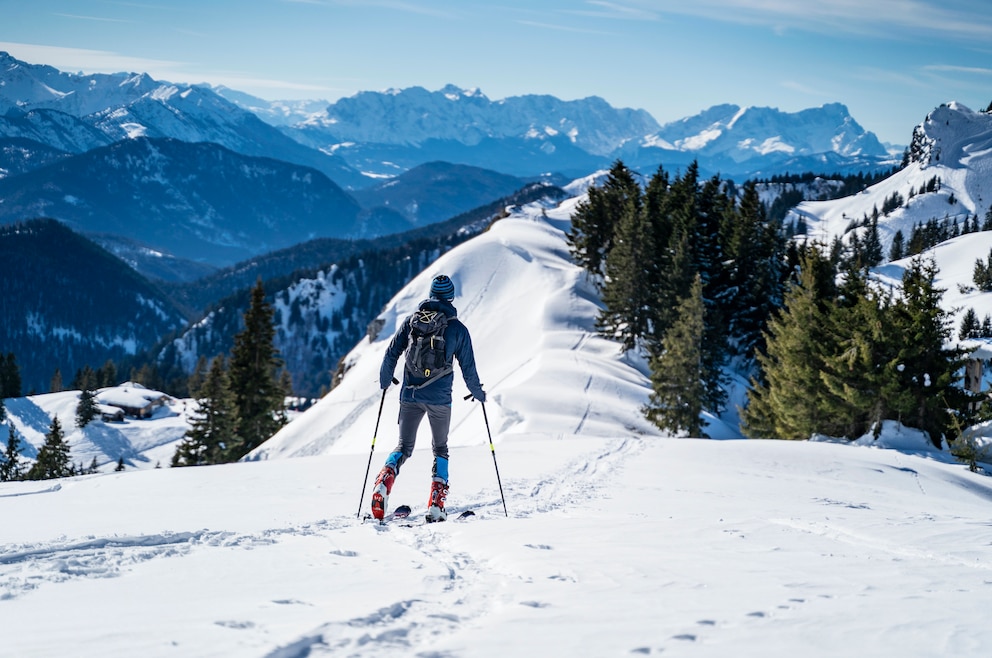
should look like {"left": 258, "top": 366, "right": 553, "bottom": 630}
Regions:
{"left": 404, "top": 363, "right": 454, "bottom": 390}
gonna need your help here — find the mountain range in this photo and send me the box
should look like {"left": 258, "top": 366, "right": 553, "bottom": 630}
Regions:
{"left": 0, "top": 52, "right": 899, "bottom": 275}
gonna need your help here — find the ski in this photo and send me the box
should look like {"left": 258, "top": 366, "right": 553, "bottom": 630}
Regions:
{"left": 363, "top": 504, "right": 412, "bottom": 525}
{"left": 401, "top": 509, "right": 476, "bottom": 527}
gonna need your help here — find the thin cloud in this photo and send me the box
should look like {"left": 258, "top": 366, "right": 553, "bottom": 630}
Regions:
{"left": 301, "top": 0, "right": 457, "bottom": 19}
{"left": 634, "top": 0, "right": 992, "bottom": 42}
{"left": 0, "top": 41, "right": 343, "bottom": 100}
{"left": 0, "top": 42, "right": 185, "bottom": 75}
{"left": 924, "top": 64, "right": 992, "bottom": 76}
{"left": 51, "top": 12, "right": 134, "bottom": 23}
{"left": 516, "top": 19, "right": 615, "bottom": 35}
{"left": 569, "top": 1, "right": 661, "bottom": 20}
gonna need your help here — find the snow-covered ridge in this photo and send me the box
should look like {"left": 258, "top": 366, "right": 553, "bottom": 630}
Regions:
{"left": 251, "top": 196, "right": 661, "bottom": 460}
{"left": 644, "top": 102, "right": 889, "bottom": 161}
{"left": 792, "top": 103, "right": 992, "bottom": 252}
{"left": 298, "top": 83, "right": 661, "bottom": 157}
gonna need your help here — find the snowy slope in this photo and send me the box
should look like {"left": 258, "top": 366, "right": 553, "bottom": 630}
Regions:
{"left": 792, "top": 102, "right": 992, "bottom": 254}
{"left": 788, "top": 102, "right": 992, "bottom": 344}
{"left": 3, "top": 385, "right": 192, "bottom": 471}
{"left": 4, "top": 421, "right": 992, "bottom": 656}
{"left": 6, "top": 180, "right": 992, "bottom": 656}
{"left": 251, "top": 196, "right": 660, "bottom": 460}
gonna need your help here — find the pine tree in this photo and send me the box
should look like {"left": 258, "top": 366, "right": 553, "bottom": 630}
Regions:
{"left": 76, "top": 388, "right": 99, "bottom": 428}
{"left": 72, "top": 365, "right": 98, "bottom": 392}
{"left": 599, "top": 193, "right": 657, "bottom": 350}
{"left": 724, "top": 180, "right": 786, "bottom": 360}
{"left": 228, "top": 280, "right": 287, "bottom": 458}
{"left": 885, "top": 257, "right": 971, "bottom": 447}
{"left": 862, "top": 216, "right": 883, "bottom": 267}
{"left": 742, "top": 248, "right": 837, "bottom": 439}
{"left": 97, "top": 359, "right": 118, "bottom": 388}
{"left": 50, "top": 368, "right": 63, "bottom": 393}
{"left": 973, "top": 247, "right": 992, "bottom": 291}
{"left": 816, "top": 268, "right": 899, "bottom": 438}
{"left": 26, "top": 416, "right": 72, "bottom": 480}
{"left": 173, "top": 355, "right": 241, "bottom": 466}
{"left": 115, "top": 457, "right": 126, "bottom": 472}
{"left": 889, "top": 229, "right": 906, "bottom": 261}
{"left": 960, "top": 308, "right": 981, "bottom": 340}
{"left": 1, "top": 425, "right": 24, "bottom": 481}
{"left": 645, "top": 275, "right": 707, "bottom": 437}
{"left": 1, "top": 353, "right": 21, "bottom": 398}
{"left": 568, "top": 160, "right": 640, "bottom": 278}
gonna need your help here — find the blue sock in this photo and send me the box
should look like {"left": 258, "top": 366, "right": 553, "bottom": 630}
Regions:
{"left": 385, "top": 451, "right": 403, "bottom": 472}
{"left": 432, "top": 456, "right": 449, "bottom": 482}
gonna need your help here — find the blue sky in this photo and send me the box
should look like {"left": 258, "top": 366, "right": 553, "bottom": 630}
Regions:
{"left": 1, "top": 0, "right": 990, "bottom": 144}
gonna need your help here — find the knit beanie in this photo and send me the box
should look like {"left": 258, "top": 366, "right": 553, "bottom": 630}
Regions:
{"left": 430, "top": 274, "right": 455, "bottom": 301}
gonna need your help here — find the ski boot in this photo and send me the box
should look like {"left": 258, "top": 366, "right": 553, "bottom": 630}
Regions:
{"left": 370, "top": 465, "right": 396, "bottom": 521}
{"left": 426, "top": 476, "right": 448, "bottom": 523}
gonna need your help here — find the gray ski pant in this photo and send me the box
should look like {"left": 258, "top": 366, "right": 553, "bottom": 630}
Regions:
{"left": 390, "top": 401, "right": 451, "bottom": 472}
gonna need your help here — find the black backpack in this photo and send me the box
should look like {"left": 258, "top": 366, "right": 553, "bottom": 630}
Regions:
{"left": 404, "top": 307, "right": 454, "bottom": 389}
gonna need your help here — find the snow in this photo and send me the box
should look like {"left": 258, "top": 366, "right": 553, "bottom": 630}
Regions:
{"left": 4, "top": 423, "right": 992, "bottom": 656}
{"left": 4, "top": 384, "right": 190, "bottom": 470}
{"left": 5, "top": 195, "right": 992, "bottom": 656}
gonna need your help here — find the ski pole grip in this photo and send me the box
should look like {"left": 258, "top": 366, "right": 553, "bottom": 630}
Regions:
{"left": 464, "top": 393, "right": 474, "bottom": 401}
{"left": 392, "top": 377, "right": 400, "bottom": 385}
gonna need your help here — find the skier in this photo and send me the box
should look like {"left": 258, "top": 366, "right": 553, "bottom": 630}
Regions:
{"left": 372, "top": 274, "right": 486, "bottom": 522}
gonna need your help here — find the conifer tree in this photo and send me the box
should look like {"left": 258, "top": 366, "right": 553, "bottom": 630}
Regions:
{"left": 973, "top": 247, "right": 992, "bottom": 291}
{"left": 645, "top": 275, "right": 707, "bottom": 437}
{"left": 889, "top": 229, "right": 906, "bottom": 261}
{"left": 862, "top": 216, "right": 883, "bottom": 267}
{"left": 50, "top": 368, "right": 63, "bottom": 393}
{"left": 72, "top": 365, "right": 98, "bottom": 392}
{"left": 227, "top": 280, "right": 286, "bottom": 458}
{"left": 960, "top": 308, "right": 981, "bottom": 340}
{"left": 173, "top": 355, "right": 241, "bottom": 466}
{"left": 1, "top": 353, "right": 21, "bottom": 398}
{"left": 659, "top": 162, "right": 701, "bottom": 311}
{"left": 98, "top": 359, "right": 118, "bottom": 388}
{"left": 599, "top": 193, "right": 657, "bottom": 350}
{"left": 816, "top": 268, "right": 899, "bottom": 438}
{"left": 1, "top": 425, "right": 24, "bottom": 481}
{"left": 884, "top": 257, "right": 971, "bottom": 447}
{"left": 76, "top": 388, "right": 99, "bottom": 428}
{"left": 742, "top": 248, "right": 837, "bottom": 439}
{"left": 724, "top": 181, "right": 786, "bottom": 359}
{"left": 26, "top": 416, "right": 72, "bottom": 480}
{"left": 568, "top": 160, "right": 640, "bottom": 278}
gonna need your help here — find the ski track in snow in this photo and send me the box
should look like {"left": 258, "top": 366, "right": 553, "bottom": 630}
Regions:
{"left": 0, "top": 436, "right": 640, "bottom": 654}
{"left": 262, "top": 436, "right": 641, "bottom": 657}
{"left": 0, "top": 520, "right": 349, "bottom": 601}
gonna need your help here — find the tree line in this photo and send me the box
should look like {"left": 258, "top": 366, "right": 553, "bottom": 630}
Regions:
{"left": 569, "top": 160, "right": 789, "bottom": 436}
{"left": 570, "top": 160, "right": 985, "bottom": 449}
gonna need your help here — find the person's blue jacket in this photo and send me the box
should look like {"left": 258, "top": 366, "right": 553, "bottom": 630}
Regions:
{"left": 379, "top": 298, "right": 485, "bottom": 404}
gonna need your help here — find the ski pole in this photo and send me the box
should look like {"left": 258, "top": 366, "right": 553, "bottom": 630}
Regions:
{"left": 356, "top": 381, "right": 394, "bottom": 519}
{"left": 481, "top": 401, "right": 509, "bottom": 517}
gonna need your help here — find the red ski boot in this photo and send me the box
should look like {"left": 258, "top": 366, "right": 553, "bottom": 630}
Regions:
{"left": 371, "top": 465, "right": 396, "bottom": 520}
{"left": 426, "top": 477, "right": 448, "bottom": 523}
